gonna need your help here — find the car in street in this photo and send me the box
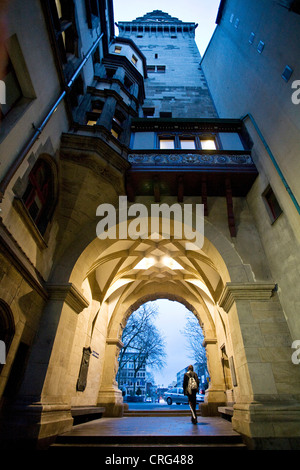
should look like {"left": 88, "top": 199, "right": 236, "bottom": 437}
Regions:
{"left": 163, "top": 387, "right": 204, "bottom": 405}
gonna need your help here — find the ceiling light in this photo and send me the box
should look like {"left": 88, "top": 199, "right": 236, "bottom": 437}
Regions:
{"left": 134, "top": 257, "right": 156, "bottom": 269}
{"left": 162, "top": 256, "right": 183, "bottom": 270}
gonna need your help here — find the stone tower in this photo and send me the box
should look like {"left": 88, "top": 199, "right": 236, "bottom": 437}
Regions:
{"left": 117, "top": 10, "right": 217, "bottom": 118}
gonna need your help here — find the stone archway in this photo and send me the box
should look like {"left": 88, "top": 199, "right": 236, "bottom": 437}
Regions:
{"left": 98, "top": 286, "right": 227, "bottom": 416}
{"left": 10, "top": 214, "right": 300, "bottom": 447}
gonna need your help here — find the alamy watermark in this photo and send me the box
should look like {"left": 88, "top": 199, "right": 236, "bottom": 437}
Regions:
{"left": 0, "top": 80, "right": 5, "bottom": 105}
{"left": 96, "top": 196, "right": 204, "bottom": 249}
{"left": 291, "top": 80, "right": 300, "bottom": 105}
{"left": 0, "top": 340, "right": 6, "bottom": 365}
{"left": 291, "top": 340, "right": 300, "bottom": 365}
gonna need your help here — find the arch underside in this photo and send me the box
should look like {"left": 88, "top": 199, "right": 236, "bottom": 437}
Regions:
{"left": 82, "top": 234, "right": 226, "bottom": 338}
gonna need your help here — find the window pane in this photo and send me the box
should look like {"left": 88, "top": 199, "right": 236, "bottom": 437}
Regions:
{"left": 180, "top": 139, "right": 195, "bottom": 149}
{"left": 160, "top": 139, "right": 174, "bottom": 149}
{"left": 201, "top": 139, "right": 216, "bottom": 150}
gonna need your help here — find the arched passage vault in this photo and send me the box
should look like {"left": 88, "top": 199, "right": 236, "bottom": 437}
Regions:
{"left": 12, "top": 216, "right": 300, "bottom": 447}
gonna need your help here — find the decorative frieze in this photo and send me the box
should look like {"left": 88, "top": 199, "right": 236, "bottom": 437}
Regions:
{"left": 128, "top": 152, "right": 255, "bottom": 169}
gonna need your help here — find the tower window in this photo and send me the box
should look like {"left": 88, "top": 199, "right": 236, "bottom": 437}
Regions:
{"left": 131, "top": 55, "right": 138, "bottom": 65}
{"left": 249, "top": 32, "right": 255, "bottom": 45}
{"left": 262, "top": 186, "right": 283, "bottom": 223}
{"left": 257, "top": 41, "right": 265, "bottom": 54}
{"left": 114, "top": 45, "right": 122, "bottom": 54}
{"left": 147, "top": 65, "right": 166, "bottom": 73}
{"left": 50, "top": 0, "right": 79, "bottom": 63}
{"left": 282, "top": 65, "right": 293, "bottom": 82}
{"left": 85, "top": 0, "right": 100, "bottom": 28}
{"left": 159, "top": 111, "right": 172, "bottom": 118}
{"left": 143, "top": 107, "right": 155, "bottom": 117}
{"left": 22, "top": 159, "right": 56, "bottom": 235}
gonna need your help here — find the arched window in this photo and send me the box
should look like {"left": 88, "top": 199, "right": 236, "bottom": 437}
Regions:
{"left": 22, "top": 158, "right": 56, "bottom": 235}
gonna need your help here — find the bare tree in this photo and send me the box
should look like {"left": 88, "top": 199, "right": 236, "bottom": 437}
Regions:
{"left": 117, "top": 302, "right": 167, "bottom": 393}
{"left": 181, "top": 313, "right": 208, "bottom": 377}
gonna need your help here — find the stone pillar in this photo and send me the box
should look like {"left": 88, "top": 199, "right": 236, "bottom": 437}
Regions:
{"left": 219, "top": 282, "right": 300, "bottom": 449}
{"left": 97, "top": 67, "right": 125, "bottom": 132}
{"left": 97, "top": 337, "right": 124, "bottom": 417}
{"left": 111, "top": 67, "right": 126, "bottom": 92}
{"left": 200, "top": 338, "right": 226, "bottom": 416}
{"left": 120, "top": 114, "right": 132, "bottom": 147}
{"left": 97, "top": 95, "right": 117, "bottom": 131}
{"left": 0, "top": 283, "right": 89, "bottom": 446}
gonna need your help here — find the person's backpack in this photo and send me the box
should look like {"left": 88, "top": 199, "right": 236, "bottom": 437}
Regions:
{"left": 187, "top": 374, "right": 197, "bottom": 394}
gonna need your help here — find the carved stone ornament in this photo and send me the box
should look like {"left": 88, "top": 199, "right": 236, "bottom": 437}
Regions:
{"left": 76, "top": 347, "right": 92, "bottom": 392}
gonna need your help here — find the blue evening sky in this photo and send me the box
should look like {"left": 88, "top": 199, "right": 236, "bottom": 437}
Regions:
{"left": 113, "top": 0, "right": 221, "bottom": 56}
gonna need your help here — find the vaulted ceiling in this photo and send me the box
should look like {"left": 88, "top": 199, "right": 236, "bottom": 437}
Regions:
{"left": 85, "top": 236, "right": 224, "bottom": 310}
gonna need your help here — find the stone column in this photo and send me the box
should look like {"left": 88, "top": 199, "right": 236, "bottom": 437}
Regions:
{"left": 0, "top": 283, "right": 89, "bottom": 445}
{"left": 201, "top": 338, "right": 226, "bottom": 415}
{"left": 219, "top": 282, "right": 300, "bottom": 449}
{"left": 97, "top": 337, "right": 124, "bottom": 417}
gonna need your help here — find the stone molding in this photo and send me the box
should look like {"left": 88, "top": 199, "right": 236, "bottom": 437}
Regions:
{"left": 218, "top": 282, "right": 276, "bottom": 313}
{"left": 46, "top": 283, "right": 89, "bottom": 314}
{"left": 60, "top": 133, "right": 130, "bottom": 174}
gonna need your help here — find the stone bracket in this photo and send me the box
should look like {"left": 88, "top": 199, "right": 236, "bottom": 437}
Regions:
{"left": 106, "top": 337, "right": 124, "bottom": 349}
{"left": 218, "top": 282, "right": 276, "bottom": 312}
{"left": 46, "top": 283, "right": 89, "bottom": 314}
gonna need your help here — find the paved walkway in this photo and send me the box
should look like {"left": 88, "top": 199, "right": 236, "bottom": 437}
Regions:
{"left": 60, "top": 415, "right": 239, "bottom": 439}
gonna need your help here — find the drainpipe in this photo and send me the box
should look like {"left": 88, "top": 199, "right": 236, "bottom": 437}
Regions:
{"left": 0, "top": 32, "right": 104, "bottom": 203}
{"left": 241, "top": 113, "right": 300, "bottom": 215}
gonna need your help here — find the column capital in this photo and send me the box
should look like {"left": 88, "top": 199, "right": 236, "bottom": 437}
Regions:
{"left": 218, "top": 282, "right": 276, "bottom": 312}
{"left": 46, "top": 283, "right": 89, "bottom": 314}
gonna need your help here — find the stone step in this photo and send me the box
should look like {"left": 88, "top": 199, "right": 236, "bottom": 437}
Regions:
{"left": 124, "top": 409, "right": 191, "bottom": 417}
{"left": 71, "top": 406, "right": 106, "bottom": 425}
{"left": 52, "top": 432, "right": 246, "bottom": 449}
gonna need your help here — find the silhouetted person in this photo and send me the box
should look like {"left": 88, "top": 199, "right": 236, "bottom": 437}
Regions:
{"left": 183, "top": 365, "right": 199, "bottom": 424}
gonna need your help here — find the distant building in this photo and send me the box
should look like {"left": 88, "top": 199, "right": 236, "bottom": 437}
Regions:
{"left": 177, "top": 363, "right": 209, "bottom": 390}
{"left": 117, "top": 351, "right": 147, "bottom": 396}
